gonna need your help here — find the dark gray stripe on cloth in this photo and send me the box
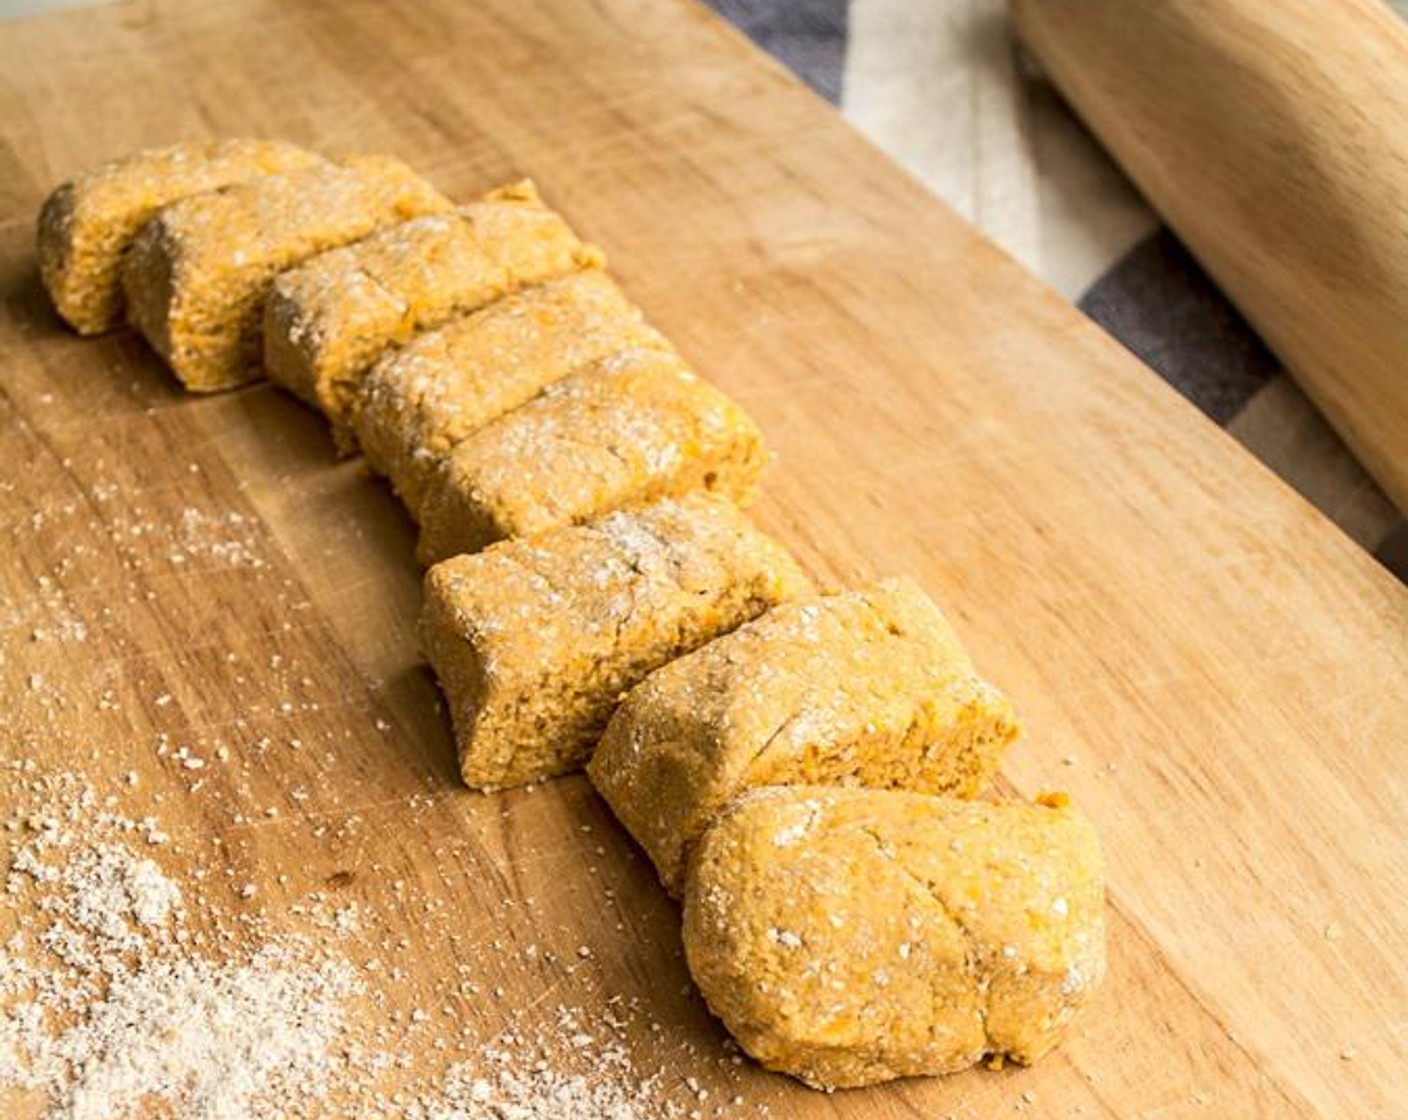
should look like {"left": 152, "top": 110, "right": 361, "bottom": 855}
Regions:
{"left": 704, "top": 0, "right": 849, "bottom": 104}
{"left": 1079, "top": 229, "right": 1278, "bottom": 425}
{"left": 1375, "top": 524, "right": 1408, "bottom": 582}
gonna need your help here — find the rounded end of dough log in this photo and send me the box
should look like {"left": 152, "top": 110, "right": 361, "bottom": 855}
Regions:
{"left": 682, "top": 785, "right": 1106, "bottom": 1090}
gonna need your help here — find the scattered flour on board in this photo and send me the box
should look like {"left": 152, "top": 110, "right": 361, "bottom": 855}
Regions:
{"left": 1, "top": 764, "right": 746, "bottom": 1120}
{"left": 408, "top": 1012, "right": 657, "bottom": 1120}
{"left": 0, "top": 771, "right": 360, "bottom": 1120}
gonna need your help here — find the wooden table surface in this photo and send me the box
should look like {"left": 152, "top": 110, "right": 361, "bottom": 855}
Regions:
{"left": 1, "top": 0, "right": 1404, "bottom": 1116}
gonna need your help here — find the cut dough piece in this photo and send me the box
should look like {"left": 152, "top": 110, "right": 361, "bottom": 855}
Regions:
{"left": 420, "top": 495, "right": 812, "bottom": 790}
{"left": 122, "top": 154, "right": 450, "bottom": 392}
{"left": 588, "top": 577, "right": 1020, "bottom": 895}
{"left": 264, "top": 180, "right": 604, "bottom": 443}
{"left": 682, "top": 785, "right": 1106, "bottom": 1089}
{"left": 37, "top": 138, "right": 324, "bottom": 335}
{"left": 357, "top": 269, "right": 669, "bottom": 520}
{"left": 416, "top": 347, "right": 767, "bottom": 565}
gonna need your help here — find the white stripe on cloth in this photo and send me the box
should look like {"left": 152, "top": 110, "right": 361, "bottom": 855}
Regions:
{"left": 841, "top": 0, "right": 1157, "bottom": 299}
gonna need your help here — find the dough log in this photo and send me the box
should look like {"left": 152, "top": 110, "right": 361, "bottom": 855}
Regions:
{"left": 421, "top": 495, "right": 811, "bottom": 790}
{"left": 356, "top": 269, "right": 667, "bottom": 519}
{"left": 263, "top": 180, "right": 603, "bottom": 442}
{"left": 682, "top": 785, "right": 1106, "bottom": 1089}
{"left": 415, "top": 346, "right": 767, "bottom": 565}
{"left": 37, "top": 138, "right": 322, "bottom": 335}
{"left": 122, "top": 154, "right": 450, "bottom": 391}
{"left": 588, "top": 577, "right": 1020, "bottom": 895}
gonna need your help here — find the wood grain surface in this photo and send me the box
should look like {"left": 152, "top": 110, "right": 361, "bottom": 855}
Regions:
{"left": 1, "top": 0, "right": 1405, "bottom": 1116}
{"left": 1012, "top": 0, "right": 1408, "bottom": 516}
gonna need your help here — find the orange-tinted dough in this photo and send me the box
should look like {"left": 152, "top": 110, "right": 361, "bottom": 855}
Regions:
{"left": 357, "top": 269, "right": 668, "bottom": 519}
{"left": 416, "top": 347, "right": 767, "bottom": 564}
{"left": 37, "top": 138, "right": 323, "bottom": 335}
{"left": 589, "top": 577, "right": 1020, "bottom": 894}
{"left": 123, "top": 155, "right": 449, "bottom": 391}
{"left": 421, "top": 495, "right": 812, "bottom": 790}
{"left": 683, "top": 785, "right": 1106, "bottom": 1089}
{"left": 264, "top": 181, "right": 602, "bottom": 442}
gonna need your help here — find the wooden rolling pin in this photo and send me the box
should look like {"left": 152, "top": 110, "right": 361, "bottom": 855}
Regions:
{"left": 1011, "top": 0, "right": 1408, "bottom": 515}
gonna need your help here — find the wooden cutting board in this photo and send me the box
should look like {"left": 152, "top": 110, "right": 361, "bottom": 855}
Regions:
{"left": 1, "top": 0, "right": 1403, "bottom": 1116}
